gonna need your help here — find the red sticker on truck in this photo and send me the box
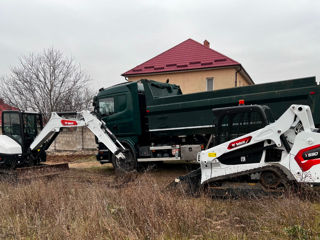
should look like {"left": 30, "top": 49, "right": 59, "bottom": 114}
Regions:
{"left": 61, "top": 120, "right": 78, "bottom": 126}
{"left": 227, "top": 136, "right": 252, "bottom": 150}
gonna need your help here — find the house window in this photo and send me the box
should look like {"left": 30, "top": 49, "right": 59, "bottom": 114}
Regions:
{"left": 206, "top": 77, "right": 214, "bottom": 91}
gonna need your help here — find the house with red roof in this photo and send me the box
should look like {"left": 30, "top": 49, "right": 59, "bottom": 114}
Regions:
{"left": 0, "top": 99, "right": 19, "bottom": 127}
{"left": 122, "top": 39, "right": 253, "bottom": 94}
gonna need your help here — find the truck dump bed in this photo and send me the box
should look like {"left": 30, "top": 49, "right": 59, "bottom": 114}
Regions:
{"left": 142, "top": 77, "right": 320, "bottom": 136}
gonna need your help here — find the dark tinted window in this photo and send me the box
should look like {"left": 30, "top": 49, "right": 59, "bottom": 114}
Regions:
{"left": 264, "top": 108, "right": 275, "bottom": 123}
{"left": 217, "top": 110, "right": 266, "bottom": 144}
{"left": 231, "top": 112, "right": 248, "bottom": 139}
{"left": 219, "top": 114, "right": 230, "bottom": 143}
{"left": 249, "top": 111, "right": 264, "bottom": 131}
{"left": 3, "top": 112, "right": 22, "bottom": 144}
{"left": 23, "top": 113, "right": 42, "bottom": 148}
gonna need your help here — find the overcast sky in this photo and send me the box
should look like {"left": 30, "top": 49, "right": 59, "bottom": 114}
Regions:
{"left": 0, "top": 0, "right": 319, "bottom": 92}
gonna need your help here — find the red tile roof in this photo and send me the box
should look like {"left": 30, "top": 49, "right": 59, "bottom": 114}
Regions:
{"left": 122, "top": 38, "right": 241, "bottom": 76}
{"left": 0, "top": 99, "right": 19, "bottom": 125}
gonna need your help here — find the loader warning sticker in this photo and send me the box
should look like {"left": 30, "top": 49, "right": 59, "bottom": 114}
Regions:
{"left": 227, "top": 136, "right": 252, "bottom": 150}
{"left": 61, "top": 120, "right": 78, "bottom": 126}
{"left": 295, "top": 144, "right": 320, "bottom": 171}
{"left": 208, "top": 152, "right": 217, "bottom": 158}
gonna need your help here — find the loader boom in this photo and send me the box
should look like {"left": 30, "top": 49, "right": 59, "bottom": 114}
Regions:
{"left": 30, "top": 111, "right": 125, "bottom": 160}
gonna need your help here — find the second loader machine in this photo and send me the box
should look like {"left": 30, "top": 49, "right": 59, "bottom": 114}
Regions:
{"left": 172, "top": 104, "right": 320, "bottom": 197}
{"left": 0, "top": 110, "right": 125, "bottom": 179}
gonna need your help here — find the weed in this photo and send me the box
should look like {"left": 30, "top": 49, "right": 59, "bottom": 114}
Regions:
{"left": 0, "top": 169, "right": 317, "bottom": 239}
{"left": 285, "top": 225, "right": 312, "bottom": 240}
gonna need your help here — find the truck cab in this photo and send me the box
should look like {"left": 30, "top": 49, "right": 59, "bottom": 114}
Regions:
{"left": 94, "top": 82, "right": 143, "bottom": 162}
{"left": 93, "top": 80, "right": 183, "bottom": 168}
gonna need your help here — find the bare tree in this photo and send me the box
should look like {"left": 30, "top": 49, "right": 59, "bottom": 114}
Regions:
{"left": 0, "top": 48, "right": 93, "bottom": 121}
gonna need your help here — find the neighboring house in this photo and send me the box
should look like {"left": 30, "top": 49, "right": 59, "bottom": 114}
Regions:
{"left": 122, "top": 38, "right": 254, "bottom": 94}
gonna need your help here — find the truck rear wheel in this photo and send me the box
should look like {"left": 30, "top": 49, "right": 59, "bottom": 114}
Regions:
{"left": 112, "top": 142, "right": 137, "bottom": 172}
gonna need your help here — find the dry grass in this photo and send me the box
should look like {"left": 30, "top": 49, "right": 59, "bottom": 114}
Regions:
{"left": 0, "top": 166, "right": 318, "bottom": 239}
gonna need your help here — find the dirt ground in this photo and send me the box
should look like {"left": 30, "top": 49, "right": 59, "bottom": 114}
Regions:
{"left": 47, "top": 154, "right": 97, "bottom": 164}
{"left": 46, "top": 153, "right": 193, "bottom": 185}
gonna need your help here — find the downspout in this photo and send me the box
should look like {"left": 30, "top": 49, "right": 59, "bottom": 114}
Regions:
{"left": 235, "top": 66, "right": 241, "bottom": 87}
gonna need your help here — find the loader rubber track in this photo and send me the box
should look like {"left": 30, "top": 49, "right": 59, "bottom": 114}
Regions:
{"left": 204, "top": 165, "right": 290, "bottom": 186}
{"left": 204, "top": 165, "right": 292, "bottom": 198}
{"left": 169, "top": 165, "right": 295, "bottom": 198}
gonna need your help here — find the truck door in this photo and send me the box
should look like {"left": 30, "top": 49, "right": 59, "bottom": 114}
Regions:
{"left": 99, "top": 95, "right": 125, "bottom": 134}
{"left": 98, "top": 91, "right": 141, "bottom": 137}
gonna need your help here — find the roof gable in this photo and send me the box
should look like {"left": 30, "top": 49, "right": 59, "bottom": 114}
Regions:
{"left": 123, "top": 38, "right": 240, "bottom": 76}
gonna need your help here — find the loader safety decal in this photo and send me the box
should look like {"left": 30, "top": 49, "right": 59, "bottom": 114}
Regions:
{"left": 227, "top": 136, "right": 252, "bottom": 150}
{"left": 294, "top": 144, "right": 320, "bottom": 171}
{"left": 208, "top": 152, "right": 217, "bottom": 158}
{"left": 61, "top": 120, "right": 78, "bottom": 126}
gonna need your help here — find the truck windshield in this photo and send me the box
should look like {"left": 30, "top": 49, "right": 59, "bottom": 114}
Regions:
{"left": 99, "top": 97, "right": 114, "bottom": 116}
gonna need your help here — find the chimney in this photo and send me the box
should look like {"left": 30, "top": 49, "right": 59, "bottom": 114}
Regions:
{"left": 203, "top": 40, "right": 210, "bottom": 48}
{"left": 0, "top": 99, "right": 4, "bottom": 105}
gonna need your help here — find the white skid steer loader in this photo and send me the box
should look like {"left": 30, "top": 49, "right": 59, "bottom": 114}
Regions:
{"left": 171, "top": 104, "right": 320, "bottom": 197}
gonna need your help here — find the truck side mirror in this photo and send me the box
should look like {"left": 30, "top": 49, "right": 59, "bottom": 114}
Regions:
{"left": 93, "top": 96, "right": 97, "bottom": 107}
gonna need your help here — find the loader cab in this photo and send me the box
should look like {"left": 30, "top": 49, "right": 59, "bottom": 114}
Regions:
{"left": 213, "top": 105, "right": 274, "bottom": 145}
{"left": 2, "top": 111, "right": 43, "bottom": 152}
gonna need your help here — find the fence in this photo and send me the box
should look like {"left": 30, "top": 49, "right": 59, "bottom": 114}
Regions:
{"left": 48, "top": 127, "right": 97, "bottom": 152}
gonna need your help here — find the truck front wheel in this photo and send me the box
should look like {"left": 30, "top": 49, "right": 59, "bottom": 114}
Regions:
{"left": 112, "top": 142, "right": 137, "bottom": 172}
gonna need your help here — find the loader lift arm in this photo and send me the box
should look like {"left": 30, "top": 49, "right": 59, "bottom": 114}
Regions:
{"left": 29, "top": 111, "right": 126, "bottom": 162}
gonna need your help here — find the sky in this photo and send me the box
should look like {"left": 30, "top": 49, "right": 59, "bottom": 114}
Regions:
{"left": 0, "top": 0, "right": 319, "bottom": 92}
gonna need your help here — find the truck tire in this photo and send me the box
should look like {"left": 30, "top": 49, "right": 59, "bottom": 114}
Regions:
{"left": 112, "top": 141, "right": 137, "bottom": 172}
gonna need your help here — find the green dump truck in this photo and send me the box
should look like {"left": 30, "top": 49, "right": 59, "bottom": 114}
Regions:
{"left": 93, "top": 76, "right": 320, "bottom": 171}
